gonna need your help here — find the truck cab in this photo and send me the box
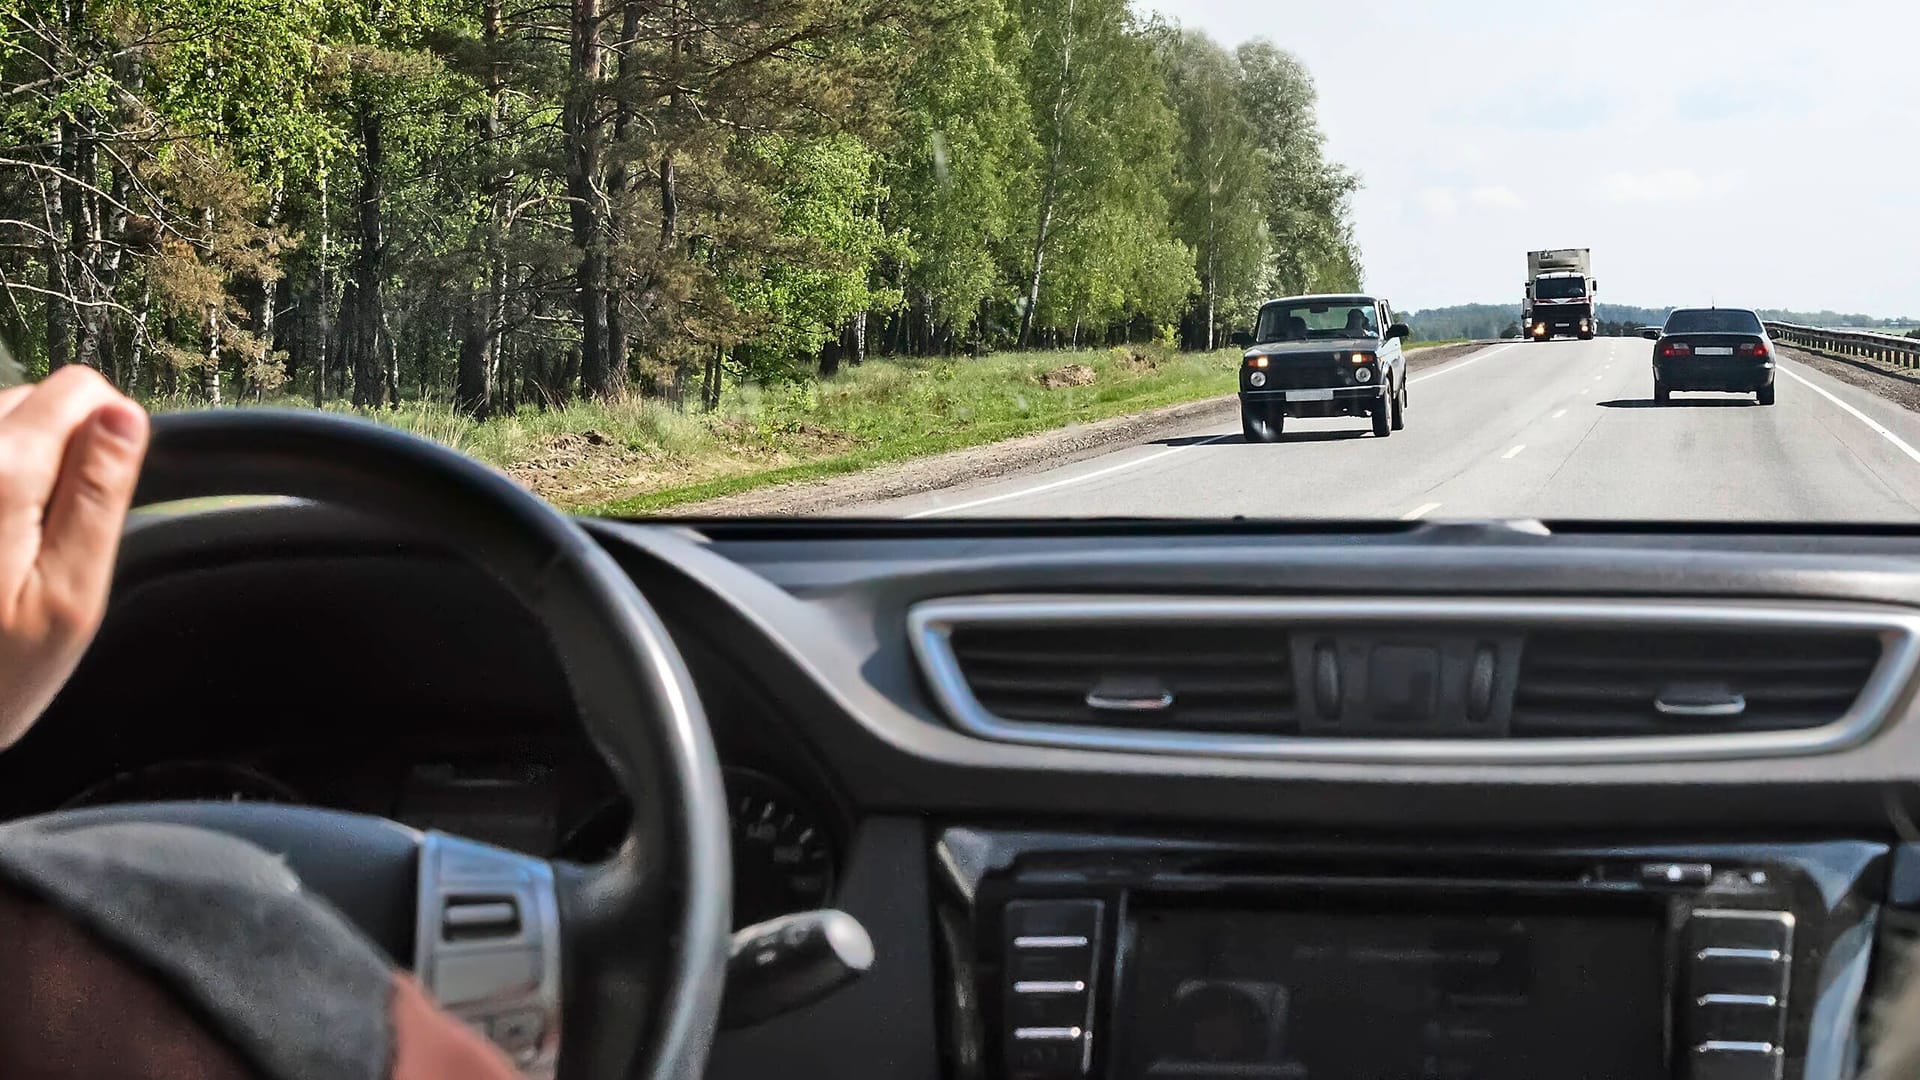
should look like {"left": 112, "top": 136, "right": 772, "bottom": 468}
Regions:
{"left": 1524, "top": 248, "right": 1597, "bottom": 341}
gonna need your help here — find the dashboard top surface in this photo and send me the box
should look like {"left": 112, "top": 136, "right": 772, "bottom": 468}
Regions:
{"left": 77, "top": 507, "right": 1920, "bottom": 836}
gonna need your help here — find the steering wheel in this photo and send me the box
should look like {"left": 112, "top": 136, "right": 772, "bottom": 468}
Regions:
{"left": 2, "top": 410, "right": 732, "bottom": 1080}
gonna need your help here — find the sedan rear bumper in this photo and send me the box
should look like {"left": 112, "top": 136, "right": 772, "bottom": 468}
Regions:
{"left": 1656, "top": 359, "right": 1774, "bottom": 392}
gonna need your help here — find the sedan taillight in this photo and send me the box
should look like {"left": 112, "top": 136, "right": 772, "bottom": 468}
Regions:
{"left": 1738, "top": 342, "right": 1768, "bottom": 357}
{"left": 1660, "top": 342, "right": 1692, "bottom": 358}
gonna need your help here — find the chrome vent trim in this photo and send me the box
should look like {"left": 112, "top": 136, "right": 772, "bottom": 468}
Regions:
{"left": 906, "top": 596, "right": 1920, "bottom": 764}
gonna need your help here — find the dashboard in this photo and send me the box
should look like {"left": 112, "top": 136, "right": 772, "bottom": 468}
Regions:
{"left": 15, "top": 507, "right": 1920, "bottom": 1080}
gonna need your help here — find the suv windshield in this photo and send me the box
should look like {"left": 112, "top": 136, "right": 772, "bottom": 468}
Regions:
{"left": 1665, "top": 310, "right": 1766, "bottom": 335}
{"left": 2, "top": 1, "right": 1917, "bottom": 523}
{"left": 1255, "top": 301, "right": 1378, "bottom": 342}
{"left": 1534, "top": 278, "right": 1589, "bottom": 300}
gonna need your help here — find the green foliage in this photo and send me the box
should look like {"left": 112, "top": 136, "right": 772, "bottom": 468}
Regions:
{"left": 0, "top": 0, "right": 1360, "bottom": 423}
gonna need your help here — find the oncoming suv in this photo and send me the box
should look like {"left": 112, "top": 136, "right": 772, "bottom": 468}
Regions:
{"left": 1233, "top": 294, "right": 1411, "bottom": 442}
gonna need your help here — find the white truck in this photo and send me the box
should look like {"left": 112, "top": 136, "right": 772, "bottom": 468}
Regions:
{"left": 1523, "top": 248, "right": 1597, "bottom": 341}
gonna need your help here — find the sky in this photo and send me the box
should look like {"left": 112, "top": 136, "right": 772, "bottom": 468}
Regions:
{"left": 1142, "top": 0, "right": 1920, "bottom": 316}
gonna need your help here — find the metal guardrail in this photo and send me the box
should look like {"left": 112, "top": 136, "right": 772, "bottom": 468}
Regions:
{"left": 1764, "top": 322, "right": 1920, "bottom": 368}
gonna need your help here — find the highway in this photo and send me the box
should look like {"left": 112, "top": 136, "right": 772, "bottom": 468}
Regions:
{"left": 846, "top": 338, "right": 1920, "bottom": 521}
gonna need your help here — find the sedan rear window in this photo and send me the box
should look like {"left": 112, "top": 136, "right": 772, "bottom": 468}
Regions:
{"left": 1665, "top": 309, "right": 1764, "bottom": 334}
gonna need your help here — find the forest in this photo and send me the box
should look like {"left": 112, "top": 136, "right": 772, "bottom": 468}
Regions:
{"left": 0, "top": 0, "right": 1364, "bottom": 418}
{"left": 1405, "top": 304, "right": 1920, "bottom": 342}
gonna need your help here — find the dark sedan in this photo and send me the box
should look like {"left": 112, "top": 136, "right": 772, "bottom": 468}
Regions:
{"left": 1643, "top": 307, "right": 1776, "bottom": 405}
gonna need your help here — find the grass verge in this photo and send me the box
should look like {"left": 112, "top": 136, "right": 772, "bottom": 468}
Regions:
{"left": 165, "top": 345, "right": 1244, "bottom": 515}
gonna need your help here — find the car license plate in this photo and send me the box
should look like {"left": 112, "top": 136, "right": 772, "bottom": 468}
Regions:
{"left": 1289, "top": 388, "right": 1334, "bottom": 401}
{"left": 1696, "top": 346, "right": 1734, "bottom": 356}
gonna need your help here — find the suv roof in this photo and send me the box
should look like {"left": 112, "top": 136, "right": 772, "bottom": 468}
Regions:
{"left": 1261, "top": 293, "right": 1378, "bottom": 306}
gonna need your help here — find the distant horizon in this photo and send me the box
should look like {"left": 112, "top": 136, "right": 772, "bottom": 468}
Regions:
{"left": 1403, "top": 300, "right": 1917, "bottom": 325}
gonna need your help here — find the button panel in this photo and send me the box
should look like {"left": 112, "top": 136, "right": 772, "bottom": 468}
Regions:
{"left": 1686, "top": 911, "right": 1793, "bottom": 1080}
{"left": 1002, "top": 900, "right": 1102, "bottom": 1079}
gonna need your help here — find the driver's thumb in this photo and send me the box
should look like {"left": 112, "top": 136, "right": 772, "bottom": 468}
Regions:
{"left": 40, "top": 401, "right": 148, "bottom": 632}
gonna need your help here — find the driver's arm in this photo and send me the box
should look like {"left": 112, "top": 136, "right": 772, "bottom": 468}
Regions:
{"left": 0, "top": 366, "right": 147, "bottom": 750}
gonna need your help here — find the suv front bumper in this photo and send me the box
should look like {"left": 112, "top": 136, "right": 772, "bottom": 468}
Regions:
{"left": 1241, "top": 384, "right": 1385, "bottom": 418}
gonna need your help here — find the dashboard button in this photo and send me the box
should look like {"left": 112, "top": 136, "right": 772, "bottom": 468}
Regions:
{"left": 1005, "top": 899, "right": 1102, "bottom": 941}
{"left": 1692, "top": 996, "right": 1786, "bottom": 1047}
{"left": 1694, "top": 952, "right": 1789, "bottom": 999}
{"left": 1691, "top": 1042, "right": 1782, "bottom": 1080}
{"left": 1642, "top": 861, "right": 1713, "bottom": 886}
{"left": 1687, "top": 910, "right": 1793, "bottom": 954}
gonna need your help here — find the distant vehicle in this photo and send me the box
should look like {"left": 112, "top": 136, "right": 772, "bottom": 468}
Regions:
{"left": 1642, "top": 308, "right": 1776, "bottom": 405}
{"left": 1523, "top": 248, "right": 1597, "bottom": 341}
{"left": 1230, "top": 294, "right": 1410, "bottom": 442}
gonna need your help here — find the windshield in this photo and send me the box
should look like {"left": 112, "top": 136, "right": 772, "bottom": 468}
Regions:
{"left": 1665, "top": 309, "right": 1765, "bottom": 335}
{"left": 1533, "top": 277, "right": 1589, "bottom": 300}
{"left": 3, "top": 2, "right": 1918, "bottom": 524}
{"left": 1255, "top": 301, "right": 1378, "bottom": 342}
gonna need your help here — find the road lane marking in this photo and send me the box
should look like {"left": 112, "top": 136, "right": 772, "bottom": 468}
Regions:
{"left": 1402, "top": 502, "right": 1442, "bottom": 520}
{"left": 906, "top": 340, "right": 1520, "bottom": 518}
{"left": 1410, "top": 342, "right": 1516, "bottom": 385}
{"left": 1551, "top": 408, "right": 1567, "bottom": 419}
{"left": 909, "top": 340, "right": 1521, "bottom": 518}
{"left": 904, "top": 432, "right": 1236, "bottom": 517}
{"left": 1502, "top": 444, "right": 1526, "bottom": 459}
{"left": 1777, "top": 366, "right": 1920, "bottom": 467}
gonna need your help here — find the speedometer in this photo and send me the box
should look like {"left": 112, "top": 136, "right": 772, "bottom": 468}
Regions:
{"left": 61, "top": 760, "right": 301, "bottom": 807}
{"left": 556, "top": 765, "right": 837, "bottom": 928}
{"left": 726, "top": 767, "right": 835, "bottom": 927}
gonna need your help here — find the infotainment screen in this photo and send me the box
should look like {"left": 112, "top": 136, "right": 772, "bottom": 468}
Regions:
{"left": 1118, "top": 905, "right": 1666, "bottom": 1080}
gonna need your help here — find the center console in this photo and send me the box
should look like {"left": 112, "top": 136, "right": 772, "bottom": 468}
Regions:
{"left": 933, "top": 830, "right": 1887, "bottom": 1080}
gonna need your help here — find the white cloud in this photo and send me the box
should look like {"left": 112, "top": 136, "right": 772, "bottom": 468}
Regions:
{"left": 1143, "top": 0, "right": 1920, "bottom": 313}
{"left": 1599, "top": 169, "right": 1738, "bottom": 205}
{"left": 1414, "top": 188, "right": 1458, "bottom": 219}
{"left": 1468, "top": 185, "right": 1525, "bottom": 210}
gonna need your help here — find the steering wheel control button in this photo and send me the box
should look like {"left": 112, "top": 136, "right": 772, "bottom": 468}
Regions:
{"left": 491, "top": 1010, "right": 545, "bottom": 1055}
{"left": 442, "top": 899, "right": 521, "bottom": 939}
{"left": 435, "top": 949, "right": 540, "bottom": 1005}
{"left": 413, "top": 833, "right": 561, "bottom": 1080}
{"left": 1003, "top": 900, "right": 1101, "bottom": 1077}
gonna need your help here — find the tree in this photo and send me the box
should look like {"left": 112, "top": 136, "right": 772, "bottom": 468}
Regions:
{"left": 880, "top": 0, "right": 1034, "bottom": 353}
{"left": 1156, "top": 25, "right": 1266, "bottom": 349}
{"left": 1011, "top": 0, "right": 1191, "bottom": 347}
{"left": 1234, "top": 40, "right": 1362, "bottom": 295}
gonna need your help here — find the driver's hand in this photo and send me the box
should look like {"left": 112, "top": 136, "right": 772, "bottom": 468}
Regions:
{"left": 0, "top": 367, "right": 148, "bottom": 749}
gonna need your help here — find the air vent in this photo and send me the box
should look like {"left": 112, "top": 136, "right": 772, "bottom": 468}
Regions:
{"left": 946, "top": 623, "right": 1293, "bottom": 733}
{"left": 1514, "top": 628, "right": 1882, "bottom": 737}
{"left": 908, "top": 597, "right": 1920, "bottom": 763}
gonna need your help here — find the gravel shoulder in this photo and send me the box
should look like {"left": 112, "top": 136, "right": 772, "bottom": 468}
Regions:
{"left": 672, "top": 341, "right": 1494, "bottom": 517}
{"left": 1778, "top": 344, "right": 1920, "bottom": 413}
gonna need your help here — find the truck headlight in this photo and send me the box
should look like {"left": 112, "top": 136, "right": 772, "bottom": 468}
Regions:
{"left": 1249, "top": 371, "right": 1266, "bottom": 387}
{"left": 1355, "top": 367, "right": 1373, "bottom": 383}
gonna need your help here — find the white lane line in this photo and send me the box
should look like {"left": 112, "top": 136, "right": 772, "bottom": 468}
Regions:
{"left": 1501, "top": 444, "right": 1526, "bottom": 460}
{"left": 1409, "top": 342, "right": 1517, "bottom": 385}
{"left": 1777, "top": 366, "right": 1920, "bottom": 467}
{"left": 1551, "top": 408, "right": 1568, "bottom": 419}
{"left": 904, "top": 433, "right": 1235, "bottom": 518}
{"left": 910, "top": 341, "right": 1519, "bottom": 519}
{"left": 1402, "top": 502, "right": 1443, "bottom": 520}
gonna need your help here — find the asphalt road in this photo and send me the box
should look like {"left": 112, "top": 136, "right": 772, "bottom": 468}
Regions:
{"left": 845, "top": 337, "right": 1920, "bottom": 521}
